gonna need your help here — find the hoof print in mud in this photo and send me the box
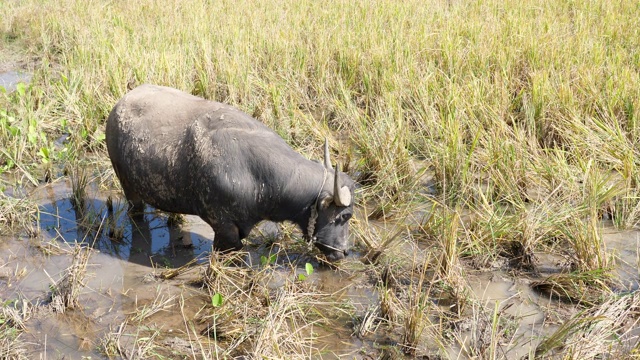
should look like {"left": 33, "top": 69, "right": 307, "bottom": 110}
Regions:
{"left": 106, "top": 84, "right": 355, "bottom": 261}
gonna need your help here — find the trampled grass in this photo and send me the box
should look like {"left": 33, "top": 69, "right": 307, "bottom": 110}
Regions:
{"left": 2, "top": 0, "right": 640, "bottom": 357}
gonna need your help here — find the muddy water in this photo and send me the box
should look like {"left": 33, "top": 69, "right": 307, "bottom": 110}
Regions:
{"left": 35, "top": 179, "right": 214, "bottom": 268}
{"left": 1, "top": 179, "right": 378, "bottom": 358}
{"left": 11, "top": 249, "right": 209, "bottom": 359}
{"left": 2, "top": 177, "right": 640, "bottom": 358}
{"left": 462, "top": 271, "right": 558, "bottom": 359}
{"left": 2, "top": 179, "right": 215, "bottom": 357}
{"left": 603, "top": 228, "right": 640, "bottom": 291}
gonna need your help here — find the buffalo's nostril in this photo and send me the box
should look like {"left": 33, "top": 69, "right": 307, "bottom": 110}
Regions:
{"left": 325, "top": 250, "right": 346, "bottom": 262}
{"left": 343, "top": 250, "right": 349, "bottom": 257}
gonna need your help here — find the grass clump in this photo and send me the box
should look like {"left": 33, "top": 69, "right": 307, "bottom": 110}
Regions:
{"left": 531, "top": 269, "right": 613, "bottom": 307}
{"left": 100, "top": 321, "right": 161, "bottom": 359}
{"left": 0, "top": 303, "right": 29, "bottom": 360}
{"left": 536, "top": 292, "right": 640, "bottom": 358}
{"left": 69, "top": 165, "right": 88, "bottom": 215}
{"left": 199, "top": 250, "right": 348, "bottom": 358}
{"left": 0, "top": 193, "right": 38, "bottom": 235}
{"left": 47, "top": 244, "right": 92, "bottom": 311}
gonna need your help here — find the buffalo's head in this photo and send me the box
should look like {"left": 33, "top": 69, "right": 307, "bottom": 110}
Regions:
{"left": 308, "top": 140, "right": 356, "bottom": 261}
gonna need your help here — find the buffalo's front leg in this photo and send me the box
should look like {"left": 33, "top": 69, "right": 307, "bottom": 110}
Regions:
{"left": 203, "top": 217, "right": 243, "bottom": 252}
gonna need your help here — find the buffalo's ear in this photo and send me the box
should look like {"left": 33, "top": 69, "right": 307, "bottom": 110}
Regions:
{"left": 318, "top": 194, "right": 333, "bottom": 209}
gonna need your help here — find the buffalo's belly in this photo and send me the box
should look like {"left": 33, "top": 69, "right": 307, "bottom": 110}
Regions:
{"left": 137, "top": 175, "right": 197, "bottom": 215}
{"left": 125, "top": 165, "right": 198, "bottom": 215}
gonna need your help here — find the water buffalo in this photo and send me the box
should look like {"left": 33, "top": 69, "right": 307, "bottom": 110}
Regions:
{"left": 106, "top": 84, "right": 355, "bottom": 261}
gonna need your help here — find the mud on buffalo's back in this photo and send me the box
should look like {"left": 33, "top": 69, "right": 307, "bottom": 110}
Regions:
{"left": 105, "top": 84, "right": 305, "bottom": 165}
{"left": 106, "top": 84, "right": 280, "bottom": 148}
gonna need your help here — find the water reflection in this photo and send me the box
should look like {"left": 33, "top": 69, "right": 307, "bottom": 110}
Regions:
{"left": 37, "top": 180, "right": 213, "bottom": 268}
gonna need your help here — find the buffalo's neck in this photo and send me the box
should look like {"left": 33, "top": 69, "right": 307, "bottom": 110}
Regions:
{"left": 264, "top": 160, "right": 326, "bottom": 231}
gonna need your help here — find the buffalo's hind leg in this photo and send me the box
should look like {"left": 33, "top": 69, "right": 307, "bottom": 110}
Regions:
{"left": 125, "top": 196, "right": 145, "bottom": 219}
{"left": 112, "top": 166, "right": 146, "bottom": 218}
{"left": 124, "top": 191, "right": 144, "bottom": 219}
{"left": 121, "top": 181, "right": 145, "bottom": 219}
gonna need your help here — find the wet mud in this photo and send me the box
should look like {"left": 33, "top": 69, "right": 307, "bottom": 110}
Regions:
{"left": 1, "top": 178, "right": 640, "bottom": 358}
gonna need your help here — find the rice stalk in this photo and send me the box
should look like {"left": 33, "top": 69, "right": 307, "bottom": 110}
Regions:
{"left": 430, "top": 113, "right": 481, "bottom": 208}
{"left": 437, "top": 210, "right": 464, "bottom": 291}
{"left": 449, "top": 298, "right": 523, "bottom": 360}
{"left": 401, "top": 252, "right": 436, "bottom": 355}
{"left": 100, "top": 320, "right": 160, "bottom": 359}
{"left": 351, "top": 104, "right": 416, "bottom": 216}
{"left": 0, "top": 304, "right": 30, "bottom": 360}
{"left": 477, "top": 125, "right": 533, "bottom": 206}
{"left": 47, "top": 244, "right": 92, "bottom": 310}
{"left": 101, "top": 321, "right": 127, "bottom": 358}
{"left": 249, "top": 283, "right": 321, "bottom": 358}
{"left": 199, "top": 250, "right": 268, "bottom": 351}
{"left": 355, "top": 212, "right": 406, "bottom": 266}
{"left": 354, "top": 305, "right": 381, "bottom": 338}
{"left": 105, "top": 195, "right": 126, "bottom": 242}
{"left": 69, "top": 165, "right": 88, "bottom": 215}
{"left": 379, "top": 284, "right": 400, "bottom": 325}
{"left": 560, "top": 215, "right": 610, "bottom": 273}
{"left": 128, "top": 287, "right": 177, "bottom": 323}
{"left": 610, "top": 174, "right": 640, "bottom": 229}
{"left": 466, "top": 187, "right": 573, "bottom": 270}
{"left": 434, "top": 213, "right": 452, "bottom": 269}
{"left": 535, "top": 292, "right": 640, "bottom": 358}
{"left": 157, "top": 258, "right": 200, "bottom": 280}
{"left": 531, "top": 269, "right": 613, "bottom": 306}
{"left": 203, "top": 250, "right": 253, "bottom": 296}
{"left": 0, "top": 193, "right": 38, "bottom": 235}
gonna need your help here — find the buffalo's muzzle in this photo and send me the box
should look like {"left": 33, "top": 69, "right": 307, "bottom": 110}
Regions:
{"left": 325, "top": 249, "right": 348, "bottom": 262}
{"left": 315, "top": 242, "right": 349, "bottom": 262}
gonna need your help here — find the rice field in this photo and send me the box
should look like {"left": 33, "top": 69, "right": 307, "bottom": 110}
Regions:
{"left": 2, "top": 0, "right": 640, "bottom": 358}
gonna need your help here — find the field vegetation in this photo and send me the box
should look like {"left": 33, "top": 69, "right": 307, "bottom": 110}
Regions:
{"left": 2, "top": 0, "right": 640, "bottom": 358}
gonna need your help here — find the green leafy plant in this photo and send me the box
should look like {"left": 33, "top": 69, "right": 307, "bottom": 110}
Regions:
{"left": 260, "top": 253, "right": 277, "bottom": 266}
{"left": 211, "top": 293, "right": 224, "bottom": 308}
{"left": 297, "top": 263, "right": 314, "bottom": 281}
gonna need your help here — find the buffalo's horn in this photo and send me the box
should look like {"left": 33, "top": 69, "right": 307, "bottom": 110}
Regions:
{"left": 334, "top": 163, "right": 352, "bottom": 206}
{"left": 323, "top": 138, "right": 332, "bottom": 169}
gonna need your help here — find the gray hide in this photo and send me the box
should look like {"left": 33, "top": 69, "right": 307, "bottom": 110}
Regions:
{"left": 106, "top": 84, "right": 355, "bottom": 261}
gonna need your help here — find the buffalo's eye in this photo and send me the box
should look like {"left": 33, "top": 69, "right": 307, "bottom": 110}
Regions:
{"left": 339, "top": 213, "right": 352, "bottom": 222}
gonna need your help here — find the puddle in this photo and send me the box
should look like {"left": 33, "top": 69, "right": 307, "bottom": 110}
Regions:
{"left": 602, "top": 229, "right": 640, "bottom": 291}
{"left": 0, "top": 70, "right": 32, "bottom": 92}
{"left": 464, "top": 271, "right": 559, "bottom": 359}
{"left": 34, "top": 179, "right": 213, "bottom": 268}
